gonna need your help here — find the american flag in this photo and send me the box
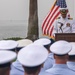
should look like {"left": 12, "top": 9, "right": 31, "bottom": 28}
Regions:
{"left": 42, "top": 0, "right": 70, "bottom": 37}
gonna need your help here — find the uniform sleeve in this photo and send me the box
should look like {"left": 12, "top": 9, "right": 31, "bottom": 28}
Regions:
{"left": 72, "top": 20, "right": 75, "bottom": 33}
{"left": 52, "top": 20, "right": 58, "bottom": 36}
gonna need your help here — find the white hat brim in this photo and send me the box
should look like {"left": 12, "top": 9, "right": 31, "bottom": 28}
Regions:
{"left": 0, "top": 51, "right": 16, "bottom": 64}
{"left": 50, "top": 40, "right": 72, "bottom": 55}
{"left": 18, "top": 44, "right": 48, "bottom": 67}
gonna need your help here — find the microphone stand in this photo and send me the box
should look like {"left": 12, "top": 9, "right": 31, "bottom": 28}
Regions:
{"left": 58, "top": 22, "right": 63, "bottom": 33}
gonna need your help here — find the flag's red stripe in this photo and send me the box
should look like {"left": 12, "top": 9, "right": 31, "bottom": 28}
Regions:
{"left": 44, "top": 6, "right": 59, "bottom": 34}
{"left": 42, "top": 2, "right": 56, "bottom": 34}
{"left": 42, "top": 0, "right": 70, "bottom": 37}
{"left": 42, "top": 5, "right": 55, "bottom": 30}
{"left": 47, "top": 11, "right": 60, "bottom": 35}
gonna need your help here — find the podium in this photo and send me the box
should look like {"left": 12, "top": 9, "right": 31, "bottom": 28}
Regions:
{"left": 55, "top": 33, "right": 75, "bottom": 42}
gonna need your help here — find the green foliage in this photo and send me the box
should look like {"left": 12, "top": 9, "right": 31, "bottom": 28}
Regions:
{"left": 3, "top": 37, "right": 24, "bottom": 41}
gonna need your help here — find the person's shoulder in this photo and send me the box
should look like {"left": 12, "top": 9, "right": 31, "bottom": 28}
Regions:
{"left": 55, "top": 17, "right": 61, "bottom": 22}
{"left": 68, "top": 18, "right": 73, "bottom": 20}
{"left": 56, "top": 17, "right": 61, "bottom": 19}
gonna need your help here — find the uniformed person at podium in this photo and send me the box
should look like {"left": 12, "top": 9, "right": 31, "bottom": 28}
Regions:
{"left": 52, "top": 8, "right": 75, "bottom": 36}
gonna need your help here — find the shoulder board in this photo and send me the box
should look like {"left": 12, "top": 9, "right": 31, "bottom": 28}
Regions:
{"left": 56, "top": 17, "right": 60, "bottom": 19}
{"left": 68, "top": 18, "right": 73, "bottom": 20}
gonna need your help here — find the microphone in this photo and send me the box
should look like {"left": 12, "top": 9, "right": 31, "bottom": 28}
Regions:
{"left": 58, "top": 22, "right": 63, "bottom": 33}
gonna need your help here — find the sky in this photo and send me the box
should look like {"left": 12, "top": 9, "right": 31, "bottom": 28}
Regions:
{"left": 0, "top": 0, "right": 74, "bottom": 25}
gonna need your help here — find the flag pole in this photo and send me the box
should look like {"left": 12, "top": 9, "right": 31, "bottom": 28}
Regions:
{"left": 50, "top": 0, "right": 57, "bottom": 11}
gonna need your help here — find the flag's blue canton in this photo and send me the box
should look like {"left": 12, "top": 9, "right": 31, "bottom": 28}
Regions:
{"left": 56, "top": 0, "right": 67, "bottom": 8}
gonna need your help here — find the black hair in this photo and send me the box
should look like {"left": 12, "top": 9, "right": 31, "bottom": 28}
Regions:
{"left": 0, "top": 63, "right": 10, "bottom": 68}
{"left": 23, "top": 65, "right": 41, "bottom": 74}
{"left": 68, "top": 55, "right": 75, "bottom": 61}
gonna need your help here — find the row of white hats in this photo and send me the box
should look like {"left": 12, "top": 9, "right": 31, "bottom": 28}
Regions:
{"left": 17, "top": 39, "right": 75, "bottom": 67}
{"left": 0, "top": 38, "right": 49, "bottom": 67}
{"left": 0, "top": 38, "right": 75, "bottom": 67}
{"left": 0, "top": 40, "right": 18, "bottom": 65}
{"left": 0, "top": 39, "right": 33, "bottom": 66}
{"left": 33, "top": 38, "right": 75, "bottom": 56}
{"left": 0, "top": 38, "right": 50, "bottom": 67}
{"left": 0, "top": 39, "right": 33, "bottom": 50}
{"left": 17, "top": 38, "right": 51, "bottom": 67}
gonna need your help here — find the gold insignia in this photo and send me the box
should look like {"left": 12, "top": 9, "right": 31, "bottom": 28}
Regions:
{"left": 66, "top": 23, "right": 70, "bottom": 27}
{"left": 56, "top": 17, "right": 60, "bottom": 19}
{"left": 68, "top": 18, "right": 73, "bottom": 20}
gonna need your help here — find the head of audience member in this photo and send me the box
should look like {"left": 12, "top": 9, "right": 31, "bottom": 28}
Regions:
{"left": 50, "top": 38, "right": 55, "bottom": 45}
{"left": 18, "top": 44, "right": 48, "bottom": 75}
{"left": 32, "top": 35, "right": 39, "bottom": 42}
{"left": 25, "top": 35, "right": 39, "bottom": 42}
{"left": 50, "top": 40, "right": 72, "bottom": 64}
{"left": 68, "top": 42, "right": 75, "bottom": 61}
{"left": 0, "top": 51, "right": 16, "bottom": 75}
{"left": 16, "top": 39, "right": 33, "bottom": 53}
{"left": 59, "top": 8, "right": 68, "bottom": 18}
{"left": 34, "top": 38, "right": 52, "bottom": 53}
{"left": 0, "top": 40, "right": 18, "bottom": 51}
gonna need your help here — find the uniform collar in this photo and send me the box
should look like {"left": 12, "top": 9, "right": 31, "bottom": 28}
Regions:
{"left": 48, "top": 53, "right": 54, "bottom": 56}
{"left": 12, "top": 59, "right": 24, "bottom": 71}
{"left": 53, "top": 64, "right": 68, "bottom": 68}
{"left": 67, "top": 61, "right": 75, "bottom": 64}
{"left": 67, "top": 61, "right": 75, "bottom": 65}
{"left": 67, "top": 61, "right": 75, "bottom": 71}
{"left": 61, "top": 16, "right": 68, "bottom": 20}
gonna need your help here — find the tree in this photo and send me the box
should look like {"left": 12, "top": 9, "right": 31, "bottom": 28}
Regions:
{"left": 27, "top": 0, "right": 39, "bottom": 41}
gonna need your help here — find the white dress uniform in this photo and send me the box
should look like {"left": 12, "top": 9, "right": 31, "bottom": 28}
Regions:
{"left": 53, "top": 16, "right": 75, "bottom": 36}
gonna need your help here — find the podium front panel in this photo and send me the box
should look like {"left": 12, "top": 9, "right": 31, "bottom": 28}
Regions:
{"left": 55, "top": 33, "right": 75, "bottom": 42}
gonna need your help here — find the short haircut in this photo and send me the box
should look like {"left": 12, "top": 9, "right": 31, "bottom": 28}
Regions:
{"left": 0, "top": 63, "right": 10, "bottom": 68}
{"left": 68, "top": 55, "right": 75, "bottom": 61}
{"left": 44, "top": 44, "right": 50, "bottom": 50}
{"left": 23, "top": 65, "right": 41, "bottom": 74}
{"left": 0, "top": 63, "right": 10, "bottom": 75}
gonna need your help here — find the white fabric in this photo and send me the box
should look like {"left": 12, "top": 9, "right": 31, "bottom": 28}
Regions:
{"left": 52, "top": 16, "right": 75, "bottom": 36}
{"left": 50, "top": 40, "right": 72, "bottom": 55}
{"left": 34, "top": 38, "right": 51, "bottom": 46}
{"left": 17, "top": 39, "right": 33, "bottom": 47}
{"left": 69, "top": 42, "right": 75, "bottom": 55}
{"left": 0, "top": 51, "right": 16, "bottom": 64}
{"left": 59, "top": 8, "right": 68, "bottom": 10}
{"left": 18, "top": 44, "right": 48, "bottom": 67}
{"left": 0, "top": 40, "right": 18, "bottom": 50}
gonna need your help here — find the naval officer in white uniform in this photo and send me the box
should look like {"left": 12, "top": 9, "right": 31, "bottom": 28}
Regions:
{"left": 53, "top": 8, "right": 75, "bottom": 36}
